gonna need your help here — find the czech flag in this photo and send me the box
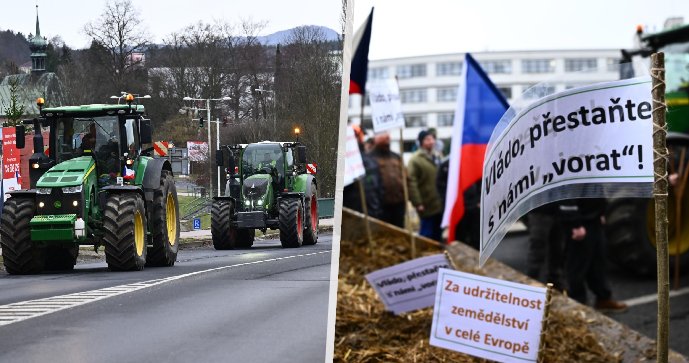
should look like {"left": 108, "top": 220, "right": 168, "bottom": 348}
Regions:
{"left": 441, "top": 53, "right": 509, "bottom": 242}
{"left": 349, "top": 8, "right": 373, "bottom": 95}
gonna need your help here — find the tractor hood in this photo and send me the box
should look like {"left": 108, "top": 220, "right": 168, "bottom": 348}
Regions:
{"left": 36, "top": 156, "right": 95, "bottom": 187}
{"left": 242, "top": 175, "right": 272, "bottom": 200}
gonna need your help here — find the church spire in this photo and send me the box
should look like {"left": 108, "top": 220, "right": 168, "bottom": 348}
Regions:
{"left": 35, "top": 4, "right": 41, "bottom": 37}
{"left": 29, "top": 2, "right": 47, "bottom": 74}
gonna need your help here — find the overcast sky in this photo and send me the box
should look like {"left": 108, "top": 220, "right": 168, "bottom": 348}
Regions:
{"left": 353, "top": 0, "right": 689, "bottom": 60}
{"left": 1, "top": 0, "right": 343, "bottom": 49}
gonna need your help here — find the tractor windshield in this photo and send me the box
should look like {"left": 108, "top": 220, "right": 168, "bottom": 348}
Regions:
{"left": 242, "top": 144, "right": 285, "bottom": 180}
{"left": 55, "top": 116, "right": 121, "bottom": 181}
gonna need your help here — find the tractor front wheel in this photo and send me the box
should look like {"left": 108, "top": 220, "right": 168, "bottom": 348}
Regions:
{"left": 44, "top": 246, "right": 78, "bottom": 271}
{"left": 279, "top": 198, "right": 304, "bottom": 248}
{"left": 146, "top": 170, "right": 180, "bottom": 266}
{"left": 103, "top": 193, "right": 147, "bottom": 271}
{"left": 0, "top": 198, "right": 45, "bottom": 274}
{"left": 211, "top": 200, "right": 238, "bottom": 250}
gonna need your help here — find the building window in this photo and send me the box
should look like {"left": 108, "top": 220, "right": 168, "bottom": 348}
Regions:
{"left": 497, "top": 86, "right": 512, "bottom": 99}
{"left": 436, "top": 61, "right": 463, "bottom": 76}
{"left": 436, "top": 87, "right": 457, "bottom": 102}
{"left": 521, "top": 59, "right": 555, "bottom": 74}
{"left": 405, "top": 114, "right": 427, "bottom": 127}
{"left": 396, "top": 64, "right": 426, "bottom": 79}
{"left": 402, "top": 140, "right": 417, "bottom": 152}
{"left": 607, "top": 58, "right": 621, "bottom": 72}
{"left": 368, "top": 67, "right": 389, "bottom": 80}
{"left": 437, "top": 112, "right": 454, "bottom": 127}
{"left": 565, "top": 58, "right": 597, "bottom": 72}
{"left": 399, "top": 89, "right": 427, "bottom": 103}
{"left": 523, "top": 84, "right": 556, "bottom": 99}
{"left": 480, "top": 60, "right": 512, "bottom": 74}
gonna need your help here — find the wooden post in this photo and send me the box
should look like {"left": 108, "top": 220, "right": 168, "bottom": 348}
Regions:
{"left": 537, "top": 283, "right": 554, "bottom": 363}
{"left": 400, "top": 127, "right": 416, "bottom": 258}
{"left": 358, "top": 178, "right": 374, "bottom": 254}
{"left": 651, "top": 52, "right": 669, "bottom": 363}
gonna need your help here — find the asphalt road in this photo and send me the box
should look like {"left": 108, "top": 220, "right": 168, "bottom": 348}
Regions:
{"left": 0, "top": 234, "right": 333, "bottom": 363}
{"left": 491, "top": 232, "right": 689, "bottom": 358}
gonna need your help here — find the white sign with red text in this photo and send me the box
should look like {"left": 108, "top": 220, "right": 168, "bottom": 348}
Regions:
{"left": 365, "top": 254, "right": 450, "bottom": 315}
{"left": 430, "top": 269, "right": 547, "bottom": 362}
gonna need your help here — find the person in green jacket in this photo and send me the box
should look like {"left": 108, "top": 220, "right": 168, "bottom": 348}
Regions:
{"left": 408, "top": 130, "right": 443, "bottom": 241}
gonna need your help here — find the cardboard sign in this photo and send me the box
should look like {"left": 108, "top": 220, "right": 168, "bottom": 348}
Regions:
{"left": 365, "top": 254, "right": 450, "bottom": 315}
{"left": 2, "top": 127, "right": 21, "bottom": 201}
{"left": 343, "top": 126, "right": 365, "bottom": 186}
{"left": 430, "top": 269, "right": 547, "bottom": 362}
{"left": 368, "top": 79, "right": 405, "bottom": 133}
{"left": 480, "top": 78, "right": 652, "bottom": 265}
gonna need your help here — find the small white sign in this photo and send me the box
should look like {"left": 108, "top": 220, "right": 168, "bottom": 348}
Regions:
{"left": 368, "top": 79, "right": 405, "bottom": 133}
{"left": 365, "top": 254, "right": 450, "bottom": 315}
{"left": 343, "top": 126, "right": 365, "bottom": 187}
{"left": 430, "top": 269, "right": 547, "bottom": 363}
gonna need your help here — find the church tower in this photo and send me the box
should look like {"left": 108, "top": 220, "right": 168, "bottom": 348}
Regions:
{"left": 29, "top": 4, "right": 47, "bottom": 74}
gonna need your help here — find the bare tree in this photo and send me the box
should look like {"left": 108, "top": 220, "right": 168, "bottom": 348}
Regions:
{"left": 83, "top": 0, "right": 151, "bottom": 92}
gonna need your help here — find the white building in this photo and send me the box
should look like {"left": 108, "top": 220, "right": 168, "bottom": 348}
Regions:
{"left": 349, "top": 49, "right": 622, "bottom": 160}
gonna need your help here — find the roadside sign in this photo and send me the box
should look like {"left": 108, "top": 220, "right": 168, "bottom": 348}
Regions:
{"left": 306, "top": 163, "right": 317, "bottom": 174}
{"left": 193, "top": 218, "right": 201, "bottom": 230}
{"left": 153, "top": 141, "right": 169, "bottom": 157}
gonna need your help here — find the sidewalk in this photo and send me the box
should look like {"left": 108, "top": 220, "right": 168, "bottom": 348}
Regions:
{"left": 179, "top": 218, "right": 335, "bottom": 239}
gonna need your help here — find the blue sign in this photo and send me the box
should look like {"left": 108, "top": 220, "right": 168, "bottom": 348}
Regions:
{"left": 193, "top": 218, "right": 201, "bottom": 230}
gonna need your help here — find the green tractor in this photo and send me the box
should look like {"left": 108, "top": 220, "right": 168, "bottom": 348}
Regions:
{"left": 211, "top": 141, "right": 318, "bottom": 249}
{"left": 0, "top": 96, "right": 180, "bottom": 274}
{"left": 606, "top": 23, "right": 689, "bottom": 275}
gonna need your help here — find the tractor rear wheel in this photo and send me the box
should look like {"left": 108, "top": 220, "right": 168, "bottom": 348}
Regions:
{"left": 211, "top": 200, "right": 238, "bottom": 250}
{"left": 44, "top": 246, "right": 78, "bottom": 271}
{"left": 0, "top": 197, "right": 45, "bottom": 274}
{"left": 236, "top": 229, "right": 255, "bottom": 249}
{"left": 303, "top": 183, "right": 319, "bottom": 245}
{"left": 279, "top": 198, "right": 303, "bottom": 248}
{"left": 103, "top": 193, "right": 147, "bottom": 271}
{"left": 146, "top": 170, "right": 180, "bottom": 266}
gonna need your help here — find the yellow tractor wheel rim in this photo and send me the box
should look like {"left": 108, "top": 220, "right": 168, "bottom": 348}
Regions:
{"left": 166, "top": 193, "right": 177, "bottom": 246}
{"left": 134, "top": 211, "right": 145, "bottom": 256}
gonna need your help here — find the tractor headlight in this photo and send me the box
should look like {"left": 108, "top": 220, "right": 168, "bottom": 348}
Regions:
{"left": 36, "top": 188, "right": 52, "bottom": 194}
{"left": 257, "top": 200, "right": 263, "bottom": 206}
{"left": 72, "top": 200, "right": 79, "bottom": 207}
{"left": 244, "top": 200, "right": 250, "bottom": 206}
{"left": 62, "top": 185, "right": 83, "bottom": 194}
{"left": 38, "top": 202, "right": 45, "bottom": 208}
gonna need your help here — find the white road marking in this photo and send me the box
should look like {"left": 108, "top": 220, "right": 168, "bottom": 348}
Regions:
{"left": 622, "top": 286, "right": 689, "bottom": 307}
{"left": 0, "top": 250, "right": 330, "bottom": 327}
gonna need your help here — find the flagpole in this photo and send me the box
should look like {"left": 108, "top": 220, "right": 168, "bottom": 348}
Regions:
{"left": 400, "top": 127, "right": 416, "bottom": 259}
{"left": 359, "top": 93, "right": 374, "bottom": 252}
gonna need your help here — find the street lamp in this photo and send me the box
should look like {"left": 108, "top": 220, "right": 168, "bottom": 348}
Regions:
{"left": 254, "top": 86, "right": 276, "bottom": 138}
{"left": 182, "top": 96, "right": 231, "bottom": 197}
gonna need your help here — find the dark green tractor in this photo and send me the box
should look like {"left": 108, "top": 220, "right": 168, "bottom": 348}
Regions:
{"left": 211, "top": 141, "right": 318, "bottom": 249}
{"left": 0, "top": 97, "right": 180, "bottom": 274}
{"left": 607, "top": 23, "right": 689, "bottom": 275}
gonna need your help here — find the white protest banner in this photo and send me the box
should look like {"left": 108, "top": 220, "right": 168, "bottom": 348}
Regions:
{"left": 344, "top": 125, "right": 365, "bottom": 186}
{"left": 480, "top": 77, "right": 652, "bottom": 266}
{"left": 365, "top": 254, "right": 450, "bottom": 315}
{"left": 430, "top": 268, "right": 547, "bottom": 362}
{"left": 368, "top": 79, "right": 405, "bottom": 133}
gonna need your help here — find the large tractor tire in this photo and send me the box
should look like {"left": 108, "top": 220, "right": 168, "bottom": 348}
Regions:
{"left": 146, "top": 170, "right": 180, "bottom": 266}
{"left": 236, "top": 229, "right": 255, "bottom": 249}
{"left": 211, "top": 200, "right": 238, "bottom": 250}
{"left": 279, "top": 198, "right": 304, "bottom": 248}
{"left": 103, "top": 193, "right": 147, "bottom": 271}
{"left": 303, "top": 182, "right": 319, "bottom": 246}
{"left": 0, "top": 198, "right": 45, "bottom": 274}
{"left": 44, "top": 246, "right": 78, "bottom": 271}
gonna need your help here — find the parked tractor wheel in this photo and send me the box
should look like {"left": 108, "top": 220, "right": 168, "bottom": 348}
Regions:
{"left": 103, "top": 193, "right": 147, "bottom": 271}
{"left": 211, "top": 200, "right": 238, "bottom": 250}
{"left": 236, "top": 229, "right": 255, "bottom": 249}
{"left": 44, "top": 246, "right": 78, "bottom": 271}
{"left": 0, "top": 198, "right": 45, "bottom": 274}
{"left": 279, "top": 198, "right": 304, "bottom": 248}
{"left": 146, "top": 170, "right": 180, "bottom": 266}
{"left": 303, "top": 182, "right": 319, "bottom": 245}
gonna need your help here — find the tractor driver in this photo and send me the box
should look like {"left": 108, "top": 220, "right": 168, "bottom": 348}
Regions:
{"left": 79, "top": 123, "right": 97, "bottom": 152}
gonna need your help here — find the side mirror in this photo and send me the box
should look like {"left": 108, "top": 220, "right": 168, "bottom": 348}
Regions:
{"left": 15, "top": 125, "right": 25, "bottom": 149}
{"left": 296, "top": 145, "right": 307, "bottom": 164}
{"left": 139, "top": 119, "right": 152, "bottom": 144}
{"left": 215, "top": 149, "right": 224, "bottom": 167}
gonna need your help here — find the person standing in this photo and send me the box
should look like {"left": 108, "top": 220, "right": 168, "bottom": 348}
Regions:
{"left": 369, "top": 132, "right": 406, "bottom": 228}
{"left": 525, "top": 202, "right": 565, "bottom": 289}
{"left": 558, "top": 198, "right": 627, "bottom": 312}
{"left": 408, "top": 130, "right": 443, "bottom": 241}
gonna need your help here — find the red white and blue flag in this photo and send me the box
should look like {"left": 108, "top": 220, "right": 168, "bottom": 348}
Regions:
{"left": 441, "top": 53, "right": 509, "bottom": 242}
{"left": 349, "top": 8, "right": 373, "bottom": 95}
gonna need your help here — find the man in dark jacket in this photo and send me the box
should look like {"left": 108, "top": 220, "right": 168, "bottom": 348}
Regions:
{"left": 558, "top": 198, "right": 627, "bottom": 312}
{"left": 408, "top": 130, "right": 443, "bottom": 241}
{"left": 369, "top": 132, "right": 406, "bottom": 228}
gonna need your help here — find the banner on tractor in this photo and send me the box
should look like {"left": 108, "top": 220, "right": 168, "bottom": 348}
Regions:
{"left": 479, "top": 77, "right": 653, "bottom": 266}
{"left": 365, "top": 254, "right": 450, "bottom": 315}
{"left": 2, "top": 127, "right": 21, "bottom": 201}
{"left": 187, "top": 141, "right": 208, "bottom": 162}
{"left": 368, "top": 79, "right": 405, "bottom": 133}
{"left": 430, "top": 269, "right": 547, "bottom": 362}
